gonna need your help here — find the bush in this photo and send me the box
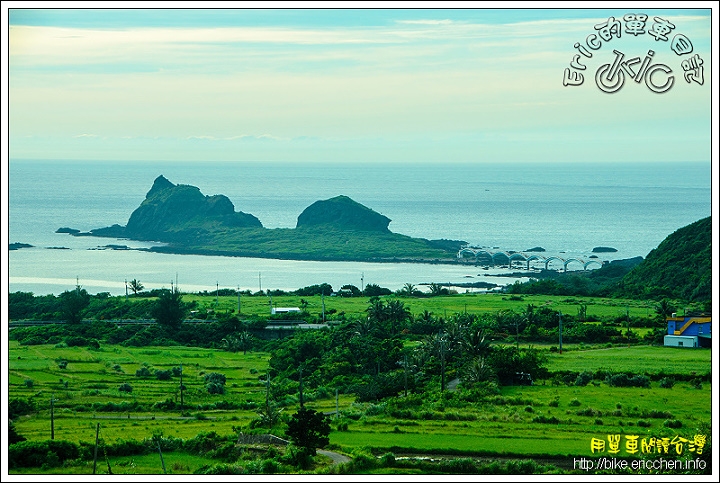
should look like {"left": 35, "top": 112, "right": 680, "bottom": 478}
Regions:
{"left": 659, "top": 377, "right": 675, "bottom": 389}
{"left": 637, "top": 420, "right": 651, "bottom": 427}
{"left": 118, "top": 383, "right": 133, "bottom": 393}
{"left": 135, "top": 366, "right": 152, "bottom": 377}
{"left": 9, "top": 440, "right": 80, "bottom": 469}
{"left": 9, "top": 398, "right": 36, "bottom": 419}
{"left": 569, "top": 398, "right": 581, "bottom": 406}
{"left": 155, "top": 369, "right": 172, "bottom": 380}
{"left": 574, "top": 372, "right": 593, "bottom": 386}
{"left": 57, "top": 359, "right": 68, "bottom": 369}
{"left": 532, "top": 415, "right": 560, "bottom": 424}
{"left": 605, "top": 373, "right": 650, "bottom": 388}
{"left": 663, "top": 419, "right": 683, "bottom": 429}
{"left": 206, "top": 382, "right": 225, "bottom": 395}
{"left": 20, "top": 336, "right": 46, "bottom": 346}
{"left": 64, "top": 336, "right": 89, "bottom": 347}
{"left": 204, "top": 372, "right": 227, "bottom": 386}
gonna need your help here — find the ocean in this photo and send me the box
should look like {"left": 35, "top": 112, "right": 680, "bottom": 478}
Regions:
{"left": 6, "top": 160, "right": 712, "bottom": 296}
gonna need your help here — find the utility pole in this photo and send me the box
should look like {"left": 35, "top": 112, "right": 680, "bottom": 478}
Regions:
{"left": 558, "top": 311, "right": 563, "bottom": 354}
{"left": 92, "top": 423, "right": 100, "bottom": 475}
{"left": 157, "top": 440, "right": 166, "bottom": 474}
{"left": 237, "top": 286, "right": 241, "bottom": 314}
{"left": 125, "top": 279, "right": 128, "bottom": 301}
{"left": 265, "top": 371, "right": 271, "bottom": 413}
{"left": 179, "top": 363, "right": 184, "bottom": 414}
{"left": 440, "top": 334, "right": 446, "bottom": 392}
{"left": 50, "top": 394, "right": 55, "bottom": 440}
{"left": 298, "top": 366, "right": 304, "bottom": 409}
{"left": 215, "top": 282, "right": 219, "bottom": 309}
{"left": 626, "top": 306, "right": 630, "bottom": 347}
{"left": 361, "top": 273, "right": 364, "bottom": 293}
{"left": 403, "top": 354, "right": 408, "bottom": 397}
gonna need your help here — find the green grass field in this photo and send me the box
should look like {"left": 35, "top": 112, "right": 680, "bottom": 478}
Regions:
{"left": 9, "top": 340, "right": 711, "bottom": 472}
{"left": 183, "top": 293, "right": 663, "bottom": 321}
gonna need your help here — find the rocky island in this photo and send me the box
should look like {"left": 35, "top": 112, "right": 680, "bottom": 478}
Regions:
{"left": 61, "top": 175, "right": 466, "bottom": 263}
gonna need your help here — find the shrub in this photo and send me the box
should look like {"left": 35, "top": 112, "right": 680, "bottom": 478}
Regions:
{"left": 9, "top": 440, "right": 80, "bottom": 469}
{"left": 577, "top": 407, "right": 602, "bottom": 417}
{"left": 642, "top": 409, "right": 673, "bottom": 419}
{"left": 659, "top": 377, "right": 675, "bottom": 389}
{"left": 20, "top": 336, "right": 46, "bottom": 346}
{"left": 64, "top": 336, "right": 88, "bottom": 347}
{"left": 206, "top": 382, "right": 225, "bottom": 395}
{"left": 637, "top": 420, "right": 651, "bottom": 427}
{"left": 605, "top": 373, "right": 650, "bottom": 388}
{"left": 106, "top": 439, "right": 151, "bottom": 457}
{"left": 569, "top": 398, "right": 581, "bottom": 406}
{"left": 135, "top": 366, "right": 152, "bottom": 377}
{"left": 9, "top": 398, "right": 36, "bottom": 419}
{"left": 57, "top": 360, "right": 68, "bottom": 369}
{"left": 204, "top": 372, "right": 227, "bottom": 386}
{"left": 155, "top": 369, "right": 172, "bottom": 380}
{"left": 118, "top": 383, "right": 133, "bottom": 393}
{"left": 532, "top": 415, "right": 560, "bottom": 424}
{"left": 574, "top": 372, "right": 593, "bottom": 386}
{"left": 663, "top": 419, "right": 683, "bottom": 429}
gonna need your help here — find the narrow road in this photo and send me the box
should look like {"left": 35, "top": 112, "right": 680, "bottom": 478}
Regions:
{"left": 317, "top": 449, "right": 351, "bottom": 465}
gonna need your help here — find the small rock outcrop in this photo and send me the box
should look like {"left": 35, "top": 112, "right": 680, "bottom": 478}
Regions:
{"left": 296, "top": 195, "right": 391, "bottom": 232}
{"left": 592, "top": 246, "right": 618, "bottom": 253}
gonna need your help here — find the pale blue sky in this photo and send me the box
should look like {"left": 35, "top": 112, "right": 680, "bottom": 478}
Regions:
{"left": 6, "top": 5, "right": 715, "bottom": 163}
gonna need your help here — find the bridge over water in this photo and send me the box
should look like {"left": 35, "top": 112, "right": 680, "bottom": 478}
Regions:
{"left": 457, "top": 247, "right": 604, "bottom": 272}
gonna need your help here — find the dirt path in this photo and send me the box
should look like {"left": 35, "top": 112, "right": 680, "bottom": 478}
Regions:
{"left": 317, "top": 449, "right": 351, "bottom": 465}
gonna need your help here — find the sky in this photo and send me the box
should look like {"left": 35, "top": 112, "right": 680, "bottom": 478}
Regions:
{"left": 3, "top": 3, "right": 717, "bottom": 163}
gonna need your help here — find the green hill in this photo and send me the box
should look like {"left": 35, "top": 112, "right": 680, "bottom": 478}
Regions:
{"left": 616, "top": 216, "right": 711, "bottom": 302}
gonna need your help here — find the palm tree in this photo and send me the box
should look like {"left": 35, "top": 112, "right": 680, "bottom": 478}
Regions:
{"left": 237, "top": 331, "right": 253, "bottom": 355}
{"left": 461, "top": 328, "right": 492, "bottom": 359}
{"left": 366, "top": 297, "right": 388, "bottom": 325}
{"left": 463, "top": 356, "right": 496, "bottom": 385}
{"left": 129, "top": 279, "right": 144, "bottom": 295}
{"left": 223, "top": 332, "right": 253, "bottom": 354}
{"left": 428, "top": 282, "right": 446, "bottom": 296}
{"left": 655, "top": 299, "right": 675, "bottom": 322}
{"left": 221, "top": 335, "right": 240, "bottom": 352}
{"left": 386, "top": 299, "right": 412, "bottom": 335}
{"left": 399, "top": 283, "right": 417, "bottom": 297}
{"left": 353, "top": 317, "right": 376, "bottom": 338}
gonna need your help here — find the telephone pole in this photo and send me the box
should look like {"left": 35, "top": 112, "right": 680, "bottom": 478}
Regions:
{"left": 558, "top": 311, "right": 563, "bottom": 354}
